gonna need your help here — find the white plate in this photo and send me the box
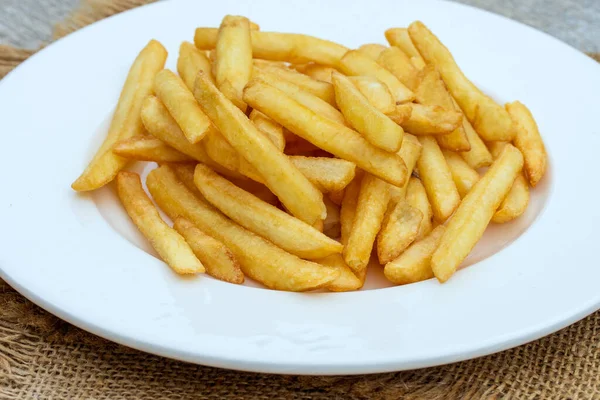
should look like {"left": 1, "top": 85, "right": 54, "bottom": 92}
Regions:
{"left": 1, "top": 0, "right": 599, "bottom": 375}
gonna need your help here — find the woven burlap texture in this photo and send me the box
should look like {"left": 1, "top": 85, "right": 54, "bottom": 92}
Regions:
{"left": 1, "top": 1, "right": 599, "bottom": 398}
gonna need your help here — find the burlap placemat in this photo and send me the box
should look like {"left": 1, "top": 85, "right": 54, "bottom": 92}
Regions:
{"left": 1, "top": 1, "right": 599, "bottom": 398}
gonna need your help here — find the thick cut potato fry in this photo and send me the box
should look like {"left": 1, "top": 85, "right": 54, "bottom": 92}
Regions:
{"left": 194, "top": 28, "right": 348, "bottom": 66}
{"left": 174, "top": 217, "right": 244, "bottom": 284}
{"left": 384, "top": 225, "right": 445, "bottom": 285}
{"left": 72, "top": 40, "right": 167, "bottom": 191}
{"left": 357, "top": 43, "right": 387, "bottom": 60}
{"left": 168, "top": 163, "right": 205, "bottom": 199}
{"left": 506, "top": 101, "right": 547, "bottom": 186}
{"left": 243, "top": 80, "right": 408, "bottom": 186}
{"left": 116, "top": 172, "right": 204, "bottom": 275}
{"left": 147, "top": 166, "right": 338, "bottom": 291}
{"left": 339, "top": 50, "right": 414, "bottom": 103}
{"left": 348, "top": 76, "right": 395, "bottom": 114}
{"left": 431, "top": 144, "right": 524, "bottom": 282}
{"left": 154, "top": 69, "right": 214, "bottom": 144}
{"left": 406, "top": 177, "right": 433, "bottom": 240}
{"left": 333, "top": 72, "right": 404, "bottom": 152}
{"left": 249, "top": 110, "right": 285, "bottom": 151}
{"left": 214, "top": 15, "right": 253, "bottom": 111}
{"left": 390, "top": 134, "right": 422, "bottom": 203}
{"left": 343, "top": 174, "right": 390, "bottom": 273}
{"left": 442, "top": 150, "right": 480, "bottom": 198}
{"left": 295, "top": 63, "right": 335, "bottom": 83}
{"left": 323, "top": 197, "right": 341, "bottom": 238}
{"left": 340, "top": 173, "right": 363, "bottom": 246}
{"left": 399, "top": 103, "right": 463, "bottom": 136}
{"left": 194, "top": 164, "right": 341, "bottom": 259}
{"left": 408, "top": 21, "right": 514, "bottom": 141}
{"left": 177, "top": 41, "right": 213, "bottom": 91}
{"left": 290, "top": 156, "right": 356, "bottom": 193}
{"left": 113, "top": 136, "right": 192, "bottom": 163}
{"left": 319, "top": 254, "right": 364, "bottom": 292}
{"left": 385, "top": 103, "right": 413, "bottom": 125}
{"left": 417, "top": 136, "right": 461, "bottom": 222}
{"left": 411, "top": 56, "right": 427, "bottom": 70}
{"left": 195, "top": 73, "right": 325, "bottom": 224}
{"left": 384, "top": 28, "right": 423, "bottom": 60}
{"left": 377, "top": 46, "right": 420, "bottom": 91}
{"left": 415, "top": 66, "right": 470, "bottom": 151}
{"left": 377, "top": 200, "right": 423, "bottom": 264}
{"left": 459, "top": 113, "right": 493, "bottom": 168}
{"left": 328, "top": 189, "right": 345, "bottom": 206}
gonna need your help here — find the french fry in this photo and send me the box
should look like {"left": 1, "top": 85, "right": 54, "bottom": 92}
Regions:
{"left": 390, "top": 134, "right": 422, "bottom": 203}
{"left": 249, "top": 110, "right": 285, "bottom": 151}
{"left": 243, "top": 80, "right": 408, "bottom": 186}
{"left": 214, "top": 15, "right": 253, "bottom": 111}
{"left": 399, "top": 103, "right": 463, "bottom": 136}
{"left": 377, "top": 200, "right": 423, "bottom": 264}
{"left": 384, "top": 28, "right": 423, "bottom": 61}
{"left": 71, "top": 40, "right": 167, "bottom": 191}
{"left": 227, "top": 176, "right": 279, "bottom": 206}
{"left": 384, "top": 225, "right": 446, "bottom": 285}
{"left": 168, "top": 163, "right": 205, "bottom": 199}
{"left": 431, "top": 144, "right": 524, "bottom": 282}
{"left": 290, "top": 156, "right": 356, "bottom": 193}
{"left": 410, "top": 56, "right": 426, "bottom": 70}
{"left": 177, "top": 41, "right": 213, "bottom": 91}
{"left": 312, "top": 218, "right": 324, "bottom": 232}
{"left": 146, "top": 165, "right": 339, "bottom": 291}
{"left": 343, "top": 173, "right": 390, "bottom": 273}
{"left": 377, "top": 46, "right": 420, "bottom": 91}
{"left": 323, "top": 197, "right": 341, "bottom": 238}
{"left": 174, "top": 217, "right": 244, "bottom": 284}
{"left": 340, "top": 172, "right": 363, "bottom": 246}
{"left": 113, "top": 136, "right": 193, "bottom": 163}
{"left": 116, "top": 171, "right": 204, "bottom": 275}
{"left": 194, "top": 164, "right": 341, "bottom": 259}
{"left": 319, "top": 254, "right": 364, "bottom": 292}
{"left": 385, "top": 103, "right": 413, "bottom": 125}
{"left": 333, "top": 71, "right": 404, "bottom": 152}
{"left": 195, "top": 72, "right": 325, "bottom": 225}
{"left": 194, "top": 28, "right": 348, "bottom": 66}
{"left": 406, "top": 177, "right": 433, "bottom": 240}
{"left": 284, "top": 137, "right": 322, "bottom": 155}
{"left": 295, "top": 63, "right": 335, "bottom": 83}
{"left": 459, "top": 113, "right": 493, "bottom": 168}
{"left": 417, "top": 136, "right": 461, "bottom": 222}
{"left": 506, "top": 101, "right": 547, "bottom": 186}
{"left": 357, "top": 43, "right": 387, "bottom": 60}
{"left": 339, "top": 50, "right": 415, "bottom": 103}
{"left": 252, "top": 59, "right": 290, "bottom": 69}
{"left": 249, "top": 21, "right": 260, "bottom": 31}
{"left": 328, "top": 189, "right": 345, "bottom": 206}
{"left": 347, "top": 76, "right": 395, "bottom": 114}
{"left": 408, "top": 21, "right": 514, "bottom": 141}
{"left": 442, "top": 150, "right": 480, "bottom": 198}
{"left": 415, "top": 66, "right": 471, "bottom": 151}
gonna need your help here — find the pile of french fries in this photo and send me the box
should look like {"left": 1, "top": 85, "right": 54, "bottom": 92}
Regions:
{"left": 71, "top": 17, "right": 547, "bottom": 291}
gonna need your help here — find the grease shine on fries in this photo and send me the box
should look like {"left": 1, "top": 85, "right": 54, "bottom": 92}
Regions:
{"left": 72, "top": 18, "right": 547, "bottom": 290}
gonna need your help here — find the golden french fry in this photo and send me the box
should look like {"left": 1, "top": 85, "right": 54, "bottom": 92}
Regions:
{"left": 385, "top": 103, "right": 413, "bottom": 125}
{"left": 357, "top": 43, "right": 387, "bottom": 60}
{"left": 168, "top": 163, "right": 205, "bottom": 199}
{"left": 384, "top": 225, "right": 446, "bottom": 284}
{"left": 333, "top": 71, "right": 404, "bottom": 152}
{"left": 284, "top": 137, "right": 322, "bottom": 155}
{"left": 290, "top": 156, "right": 356, "bottom": 193}
{"left": 442, "top": 149, "right": 480, "bottom": 198}
{"left": 116, "top": 171, "right": 204, "bottom": 275}
{"left": 323, "top": 197, "right": 341, "bottom": 239}
{"left": 417, "top": 136, "right": 461, "bottom": 222}
{"left": 406, "top": 177, "right": 433, "bottom": 240}
{"left": 319, "top": 254, "right": 364, "bottom": 292}
{"left": 347, "top": 76, "right": 395, "bottom": 114}
{"left": 431, "top": 144, "right": 524, "bottom": 282}
{"left": 408, "top": 21, "right": 514, "bottom": 141}
{"left": 506, "top": 101, "right": 547, "bottom": 186}
{"left": 384, "top": 28, "right": 423, "bottom": 61}
{"left": 72, "top": 40, "right": 167, "bottom": 191}
{"left": 343, "top": 173, "right": 390, "bottom": 273}
{"left": 243, "top": 80, "right": 408, "bottom": 186}
{"left": 328, "top": 189, "right": 345, "bottom": 206}
{"left": 113, "top": 136, "right": 192, "bottom": 163}
{"left": 147, "top": 165, "right": 339, "bottom": 291}
{"left": 195, "top": 72, "right": 325, "bottom": 224}
{"left": 399, "top": 103, "right": 463, "bottom": 136}
{"left": 295, "top": 63, "right": 335, "bottom": 83}
{"left": 377, "top": 200, "right": 423, "bottom": 264}
{"left": 339, "top": 50, "right": 415, "bottom": 103}
{"left": 377, "top": 46, "right": 420, "bottom": 91}
{"left": 227, "top": 176, "right": 279, "bottom": 206}
{"left": 194, "top": 28, "right": 348, "bottom": 66}
{"left": 249, "top": 109, "right": 285, "bottom": 151}
{"left": 459, "top": 113, "right": 493, "bottom": 168}
{"left": 390, "top": 134, "right": 422, "bottom": 203}
{"left": 340, "top": 172, "right": 363, "bottom": 246}
{"left": 174, "top": 217, "right": 244, "bottom": 284}
{"left": 410, "top": 56, "right": 426, "bottom": 70}
{"left": 249, "top": 21, "right": 260, "bottom": 31}
{"left": 177, "top": 41, "right": 213, "bottom": 91}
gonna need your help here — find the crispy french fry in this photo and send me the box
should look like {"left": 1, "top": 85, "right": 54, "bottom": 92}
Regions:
{"left": 431, "top": 144, "right": 524, "bottom": 282}
{"left": 408, "top": 21, "right": 514, "bottom": 141}
{"left": 377, "top": 46, "right": 420, "bottom": 91}
{"left": 328, "top": 189, "right": 345, "bottom": 206}
{"left": 168, "top": 163, "right": 205, "bottom": 199}
{"left": 116, "top": 171, "right": 204, "bottom": 275}
{"left": 113, "top": 136, "right": 192, "bottom": 163}
{"left": 290, "top": 156, "right": 356, "bottom": 193}
{"left": 357, "top": 43, "right": 387, "bottom": 60}
{"left": 385, "top": 103, "right": 413, "bottom": 125}
{"left": 410, "top": 56, "right": 426, "bottom": 70}
{"left": 295, "top": 63, "right": 335, "bottom": 83}
{"left": 333, "top": 71, "right": 404, "bottom": 152}
{"left": 399, "top": 103, "right": 463, "bottom": 136}
{"left": 194, "top": 28, "right": 348, "bottom": 66}
{"left": 147, "top": 165, "right": 338, "bottom": 291}
{"left": 442, "top": 149, "right": 480, "bottom": 198}
{"left": 417, "top": 136, "right": 461, "bottom": 222}
{"left": 406, "top": 177, "right": 433, "bottom": 240}
{"left": 214, "top": 15, "right": 253, "bottom": 111}
{"left": 72, "top": 40, "right": 167, "bottom": 191}
{"left": 459, "top": 113, "right": 493, "bottom": 168}
{"left": 249, "top": 109, "right": 285, "bottom": 151}
{"left": 377, "top": 200, "right": 423, "bottom": 264}
{"left": 243, "top": 80, "right": 408, "bottom": 186}
{"left": 348, "top": 76, "right": 395, "bottom": 114}
{"left": 194, "top": 164, "right": 341, "bottom": 259}
{"left": 340, "top": 172, "right": 363, "bottom": 246}
{"left": 174, "top": 217, "right": 244, "bottom": 284}
{"left": 384, "top": 28, "right": 423, "bottom": 61}
{"left": 319, "top": 254, "right": 364, "bottom": 292}
{"left": 390, "top": 134, "right": 422, "bottom": 203}
{"left": 506, "top": 101, "right": 547, "bottom": 186}
{"left": 323, "top": 197, "right": 341, "bottom": 238}
{"left": 195, "top": 72, "right": 325, "bottom": 224}
{"left": 249, "top": 21, "right": 260, "bottom": 31}
{"left": 343, "top": 173, "right": 390, "bottom": 273}
{"left": 177, "top": 41, "right": 213, "bottom": 91}
{"left": 339, "top": 50, "right": 415, "bottom": 103}
{"left": 384, "top": 225, "right": 446, "bottom": 284}
{"left": 312, "top": 218, "right": 324, "bottom": 232}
